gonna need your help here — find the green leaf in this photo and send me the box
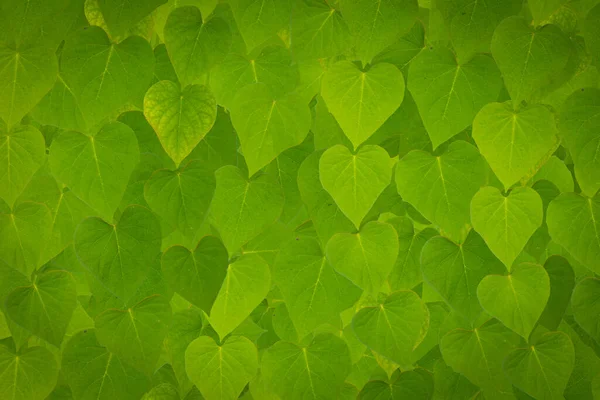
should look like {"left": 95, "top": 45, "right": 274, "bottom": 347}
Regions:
{"left": 62, "top": 330, "right": 150, "bottom": 400}
{"left": 164, "top": 6, "right": 231, "bottom": 85}
{"left": 161, "top": 236, "right": 228, "bottom": 313}
{"left": 229, "top": 0, "right": 291, "bottom": 51}
{"left": 291, "top": 0, "right": 351, "bottom": 60}
{"left": 74, "top": 205, "right": 162, "bottom": 300}
{"left": 144, "top": 160, "right": 215, "bottom": 236}
{"left": 4, "top": 270, "right": 77, "bottom": 346}
{"left": 352, "top": 290, "right": 429, "bottom": 369}
{"left": 547, "top": 193, "right": 600, "bottom": 274}
{"left": 408, "top": 48, "right": 502, "bottom": 148}
{"left": 49, "top": 121, "right": 140, "bottom": 221}
{"left": 440, "top": 319, "right": 521, "bottom": 398}
{"left": 358, "top": 369, "right": 434, "bottom": 400}
{"left": 321, "top": 61, "right": 405, "bottom": 149}
{"left": 530, "top": 156, "right": 574, "bottom": 194}
{"left": 209, "top": 165, "right": 283, "bottom": 254}
{"left": 0, "top": 125, "right": 45, "bottom": 207}
{"left": 471, "top": 186, "right": 543, "bottom": 269}
{"left": 326, "top": 221, "right": 398, "bottom": 293}
{"left": 60, "top": 26, "right": 154, "bottom": 128}
{"left": 319, "top": 144, "right": 393, "bottom": 229}
{"left": 491, "top": 16, "right": 572, "bottom": 106}
{"left": 95, "top": 295, "right": 172, "bottom": 375}
{"left": 185, "top": 335, "right": 258, "bottom": 400}
{"left": 421, "top": 231, "right": 505, "bottom": 323}
{"left": 538, "top": 256, "right": 574, "bottom": 331}
{"left": 273, "top": 236, "right": 361, "bottom": 339}
{"left": 584, "top": 4, "right": 600, "bottom": 67}
{"left": 558, "top": 88, "right": 600, "bottom": 197}
{"left": 340, "top": 0, "right": 418, "bottom": 65}
{"left": 211, "top": 45, "right": 299, "bottom": 109}
{"left": 572, "top": 277, "right": 600, "bottom": 344}
{"left": 209, "top": 254, "right": 271, "bottom": 340}
{"left": 144, "top": 81, "right": 217, "bottom": 167}
{"left": 504, "top": 332, "right": 575, "bottom": 400}
{"left": 477, "top": 262, "right": 550, "bottom": 339}
{"left": 528, "top": 0, "right": 566, "bottom": 24}
{"left": 396, "top": 140, "right": 486, "bottom": 242}
{"left": 98, "top": 0, "right": 167, "bottom": 37}
{"left": 31, "top": 76, "right": 87, "bottom": 132}
{"left": 432, "top": 360, "right": 480, "bottom": 400}
{"left": 0, "top": 42, "right": 58, "bottom": 128}
{"left": 261, "top": 333, "right": 352, "bottom": 400}
{"left": 435, "top": 0, "right": 522, "bottom": 63}
{"left": 473, "top": 102, "right": 559, "bottom": 190}
{"left": 230, "top": 83, "right": 311, "bottom": 176}
{"left": 0, "top": 343, "right": 58, "bottom": 400}
{"left": 0, "top": 201, "right": 52, "bottom": 275}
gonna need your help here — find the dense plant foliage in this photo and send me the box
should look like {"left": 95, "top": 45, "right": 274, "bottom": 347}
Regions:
{"left": 1, "top": 0, "right": 600, "bottom": 399}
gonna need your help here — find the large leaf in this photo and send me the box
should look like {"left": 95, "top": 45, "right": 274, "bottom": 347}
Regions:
{"left": 0, "top": 125, "right": 45, "bottom": 207}
{"left": 471, "top": 186, "right": 543, "bottom": 269}
{"left": 473, "top": 102, "right": 559, "bottom": 190}
{"left": 547, "top": 193, "right": 600, "bottom": 274}
{"left": 4, "top": 270, "right": 77, "bottom": 346}
{"left": 209, "top": 254, "right": 271, "bottom": 340}
{"left": 144, "top": 81, "right": 217, "bottom": 167}
{"left": 396, "top": 140, "right": 486, "bottom": 242}
{"left": 326, "top": 221, "right": 398, "bottom": 293}
{"left": 161, "top": 236, "right": 228, "bottom": 313}
{"left": 319, "top": 144, "right": 393, "bottom": 229}
{"left": 504, "top": 332, "right": 575, "bottom": 400}
{"left": 95, "top": 295, "right": 172, "bottom": 375}
{"left": 62, "top": 330, "right": 150, "bottom": 400}
{"left": 261, "top": 333, "right": 352, "bottom": 400}
{"left": 321, "top": 61, "right": 405, "bottom": 149}
{"left": 408, "top": 48, "right": 502, "bottom": 148}
{"left": 340, "top": 0, "right": 418, "bottom": 65}
{"left": 421, "top": 231, "right": 505, "bottom": 323}
{"left": 0, "top": 343, "right": 58, "bottom": 400}
{"left": 73, "top": 205, "right": 162, "bottom": 300}
{"left": 164, "top": 6, "right": 231, "bottom": 85}
{"left": 477, "top": 262, "right": 550, "bottom": 340}
{"left": 230, "top": 83, "right": 311, "bottom": 176}
{"left": 60, "top": 26, "right": 154, "bottom": 128}
{"left": 273, "top": 237, "right": 361, "bottom": 339}
{"left": 144, "top": 160, "right": 215, "bottom": 236}
{"left": 0, "top": 42, "right": 58, "bottom": 128}
{"left": 98, "top": 0, "right": 166, "bottom": 37}
{"left": 491, "top": 16, "right": 572, "bottom": 105}
{"left": 558, "top": 88, "right": 600, "bottom": 197}
{"left": 209, "top": 165, "right": 283, "bottom": 254}
{"left": 185, "top": 335, "right": 258, "bottom": 400}
{"left": 49, "top": 121, "right": 140, "bottom": 221}
{"left": 352, "top": 290, "right": 429, "bottom": 369}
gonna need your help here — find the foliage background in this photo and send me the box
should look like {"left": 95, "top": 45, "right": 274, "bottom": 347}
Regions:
{"left": 0, "top": 0, "right": 600, "bottom": 399}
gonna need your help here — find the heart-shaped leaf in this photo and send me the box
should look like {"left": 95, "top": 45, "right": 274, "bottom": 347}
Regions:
{"left": 319, "top": 144, "right": 393, "bottom": 229}
{"left": 144, "top": 81, "right": 217, "bottom": 167}
{"left": 352, "top": 290, "right": 429, "bottom": 369}
{"left": 397, "top": 140, "right": 486, "bottom": 242}
{"left": 491, "top": 16, "right": 572, "bottom": 105}
{"left": 95, "top": 295, "right": 172, "bottom": 375}
{"left": 4, "top": 270, "right": 77, "bottom": 346}
{"left": 477, "top": 262, "right": 550, "bottom": 339}
{"left": 473, "top": 102, "right": 559, "bottom": 190}
{"left": 261, "top": 333, "right": 352, "bottom": 400}
{"left": 230, "top": 83, "right": 311, "bottom": 176}
{"left": 547, "top": 193, "right": 600, "bottom": 274}
{"left": 504, "top": 332, "right": 575, "bottom": 400}
{"left": 0, "top": 343, "right": 58, "bottom": 400}
{"left": 74, "top": 205, "right": 162, "bottom": 301}
{"left": 571, "top": 277, "right": 600, "bottom": 344}
{"left": 164, "top": 6, "right": 231, "bottom": 85}
{"left": 471, "top": 186, "right": 543, "bottom": 269}
{"left": 49, "top": 121, "right": 140, "bottom": 221}
{"left": 321, "top": 61, "right": 405, "bottom": 149}
{"left": 408, "top": 48, "right": 502, "bottom": 148}
{"left": 326, "top": 221, "right": 398, "bottom": 293}
{"left": 185, "top": 335, "right": 258, "bottom": 400}
{"left": 161, "top": 236, "right": 228, "bottom": 313}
